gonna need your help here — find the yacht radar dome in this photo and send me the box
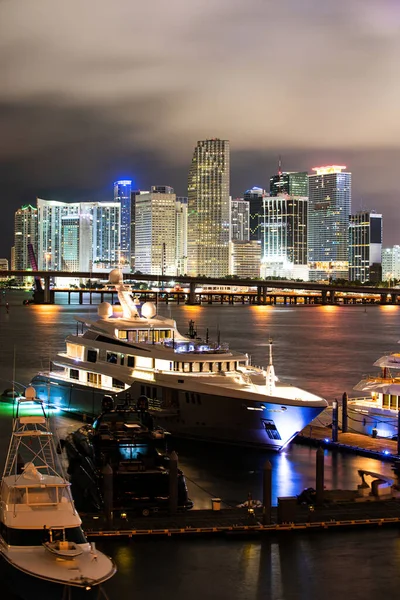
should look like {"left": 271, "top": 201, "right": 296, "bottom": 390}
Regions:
{"left": 109, "top": 269, "right": 123, "bottom": 285}
{"left": 98, "top": 302, "right": 113, "bottom": 318}
{"left": 141, "top": 302, "right": 157, "bottom": 319}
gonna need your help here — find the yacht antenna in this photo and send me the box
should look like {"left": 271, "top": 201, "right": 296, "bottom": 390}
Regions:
{"left": 265, "top": 337, "right": 276, "bottom": 396}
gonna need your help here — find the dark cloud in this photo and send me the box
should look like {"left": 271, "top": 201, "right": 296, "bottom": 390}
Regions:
{"left": 0, "top": 0, "right": 399, "bottom": 258}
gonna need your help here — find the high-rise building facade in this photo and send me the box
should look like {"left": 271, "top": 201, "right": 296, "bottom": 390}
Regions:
{"left": 37, "top": 199, "right": 119, "bottom": 272}
{"left": 92, "top": 202, "right": 120, "bottom": 269}
{"left": 187, "top": 138, "right": 230, "bottom": 277}
{"left": 308, "top": 165, "right": 352, "bottom": 281}
{"left": 114, "top": 180, "right": 132, "bottom": 267}
{"left": 13, "top": 204, "right": 38, "bottom": 270}
{"left": 382, "top": 246, "right": 400, "bottom": 282}
{"left": 262, "top": 194, "right": 308, "bottom": 279}
{"left": 135, "top": 188, "right": 177, "bottom": 275}
{"left": 130, "top": 190, "right": 149, "bottom": 271}
{"left": 270, "top": 172, "right": 308, "bottom": 197}
{"left": 349, "top": 212, "right": 382, "bottom": 283}
{"left": 176, "top": 197, "right": 188, "bottom": 275}
{"left": 244, "top": 187, "right": 267, "bottom": 243}
{"left": 229, "top": 240, "right": 261, "bottom": 278}
{"left": 230, "top": 198, "right": 249, "bottom": 242}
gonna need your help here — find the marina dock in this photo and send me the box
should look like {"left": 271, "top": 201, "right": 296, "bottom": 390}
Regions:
{"left": 296, "top": 425, "right": 399, "bottom": 461}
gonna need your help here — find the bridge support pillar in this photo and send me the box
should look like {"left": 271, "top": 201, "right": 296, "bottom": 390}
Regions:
{"left": 187, "top": 282, "right": 196, "bottom": 305}
{"left": 380, "top": 293, "right": 387, "bottom": 305}
{"left": 330, "top": 290, "right": 336, "bottom": 304}
{"left": 257, "top": 286, "right": 262, "bottom": 305}
{"left": 321, "top": 290, "right": 328, "bottom": 305}
{"left": 43, "top": 275, "right": 53, "bottom": 304}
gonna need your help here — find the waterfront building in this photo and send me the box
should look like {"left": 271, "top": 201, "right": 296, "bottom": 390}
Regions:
{"left": 135, "top": 187, "right": 177, "bottom": 276}
{"left": 270, "top": 171, "right": 308, "bottom": 197}
{"left": 13, "top": 204, "right": 38, "bottom": 273}
{"left": 230, "top": 198, "right": 249, "bottom": 242}
{"left": 91, "top": 202, "right": 120, "bottom": 270}
{"left": 176, "top": 197, "right": 188, "bottom": 275}
{"left": 262, "top": 194, "right": 308, "bottom": 280}
{"left": 0, "top": 258, "right": 9, "bottom": 280}
{"left": 308, "top": 165, "right": 352, "bottom": 281}
{"left": 130, "top": 189, "right": 149, "bottom": 271}
{"left": 349, "top": 211, "right": 382, "bottom": 283}
{"left": 187, "top": 138, "right": 230, "bottom": 277}
{"left": 229, "top": 240, "right": 261, "bottom": 278}
{"left": 114, "top": 180, "right": 132, "bottom": 267}
{"left": 244, "top": 187, "right": 267, "bottom": 243}
{"left": 382, "top": 245, "right": 400, "bottom": 282}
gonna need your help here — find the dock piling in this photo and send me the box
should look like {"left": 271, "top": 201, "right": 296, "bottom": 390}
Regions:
{"left": 316, "top": 447, "right": 325, "bottom": 506}
{"left": 169, "top": 450, "right": 179, "bottom": 515}
{"left": 342, "top": 392, "right": 348, "bottom": 433}
{"left": 262, "top": 460, "right": 272, "bottom": 525}
{"left": 332, "top": 399, "right": 339, "bottom": 443}
{"left": 102, "top": 463, "right": 114, "bottom": 527}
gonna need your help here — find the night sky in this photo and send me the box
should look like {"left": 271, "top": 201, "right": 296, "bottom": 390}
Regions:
{"left": 1, "top": 0, "right": 400, "bottom": 259}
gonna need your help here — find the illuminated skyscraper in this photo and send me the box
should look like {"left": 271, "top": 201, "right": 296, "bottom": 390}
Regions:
{"left": 230, "top": 198, "right": 249, "bottom": 242}
{"left": 176, "top": 197, "right": 188, "bottom": 275}
{"left": 308, "top": 165, "right": 352, "bottom": 281}
{"left": 382, "top": 246, "right": 400, "bottom": 281}
{"left": 349, "top": 211, "right": 382, "bottom": 283}
{"left": 13, "top": 204, "right": 38, "bottom": 270}
{"left": 262, "top": 194, "right": 308, "bottom": 279}
{"left": 92, "top": 202, "right": 120, "bottom": 269}
{"left": 270, "top": 171, "right": 308, "bottom": 197}
{"left": 135, "top": 187, "right": 177, "bottom": 275}
{"left": 114, "top": 179, "right": 132, "bottom": 266}
{"left": 243, "top": 187, "right": 267, "bottom": 243}
{"left": 187, "top": 138, "right": 230, "bottom": 277}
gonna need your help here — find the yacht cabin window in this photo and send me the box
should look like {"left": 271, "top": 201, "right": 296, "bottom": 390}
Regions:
{"left": 107, "top": 352, "right": 118, "bottom": 364}
{"left": 87, "top": 349, "right": 97, "bottom": 363}
{"left": 118, "top": 330, "right": 128, "bottom": 340}
{"left": 127, "top": 355, "right": 135, "bottom": 368}
{"left": 87, "top": 372, "right": 101, "bottom": 386}
{"left": 112, "top": 378, "right": 125, "bottom": 390}
{"left": 70, "top": 368, "right": 79, "bottom": 380}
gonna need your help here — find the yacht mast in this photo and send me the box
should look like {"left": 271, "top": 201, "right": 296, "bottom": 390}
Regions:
{"left": 265, "top": 338, "right": 276, "bottom": 396}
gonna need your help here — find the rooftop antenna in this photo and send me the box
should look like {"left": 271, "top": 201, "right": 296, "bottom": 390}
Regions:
{"left": 278, "top": 155, "right": 282, "bottom": 176}
{"left": 265, "top": 337, "right": 276, "bottom": 396}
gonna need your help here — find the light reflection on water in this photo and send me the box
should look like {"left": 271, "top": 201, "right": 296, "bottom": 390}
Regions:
{"left": 1, "top": 292, "right": 400, "bottom": 599}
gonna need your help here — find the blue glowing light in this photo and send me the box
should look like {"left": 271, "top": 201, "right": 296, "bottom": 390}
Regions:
{"left": 115, "top": 180, "right": 132, "bottom": 186}
{"left": 324, "top": 438, "right": 330, "bottom": 443}
{"left": 383, "top": 450, "right": 391, "bottom": 455}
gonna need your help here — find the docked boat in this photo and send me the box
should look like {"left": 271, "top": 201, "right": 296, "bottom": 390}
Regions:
{"left": 0, "top": 387, "right": 116, "bottom": 600}
{"left": 30, "top": 269, "right": 327, "bottom": 451}
{"left": 64, "top": 397, "right": 193, "bottom": 515}
{"left": 343, "top": 342, "right": 400, "bottom": 439}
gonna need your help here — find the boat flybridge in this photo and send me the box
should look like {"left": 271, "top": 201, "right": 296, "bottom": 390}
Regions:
{"left": 31, "top": 269, "right": 328, "bottom": 451}
{"left": 344, "top": 341, "right": 400, "bottom": 439}
{"left": 0, "top": 387, "right": 116, "bottom": 600}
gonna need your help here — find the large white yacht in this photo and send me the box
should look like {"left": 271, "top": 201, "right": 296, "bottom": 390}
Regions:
{"left": 0, "top": 388, "right": 116, "bottom": 600}
{"left": 344, "top": 342, "right": 400, "bottom": 439}
{"left": 31, "top": 270, "right": 328, "bottom": 451}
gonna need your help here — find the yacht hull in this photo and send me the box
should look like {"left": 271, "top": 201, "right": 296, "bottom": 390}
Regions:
{"left": 0, "top": 553, "right": 109, "bottom": 600}
{"left": 31, "top": 374, "right": 325, "bottom": 451}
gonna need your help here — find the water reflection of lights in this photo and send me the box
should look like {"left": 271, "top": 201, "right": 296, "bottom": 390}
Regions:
{"left": 114, "top": 546, "right": 135, "bottom": 574}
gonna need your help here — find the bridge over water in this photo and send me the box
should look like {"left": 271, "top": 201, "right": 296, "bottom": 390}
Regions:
{"left": 1, "top": 270, "right": 399, "bottom": 306}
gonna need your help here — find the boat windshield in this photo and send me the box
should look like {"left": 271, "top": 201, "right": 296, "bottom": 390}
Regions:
{"left": 164, "top": 340, "right": 229, "bottom": 354}
{"left": 1, "top": 525, "right": 86, "bottom": 546}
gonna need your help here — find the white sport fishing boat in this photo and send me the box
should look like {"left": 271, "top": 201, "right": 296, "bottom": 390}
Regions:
{"left": 0, "top": 387, "right": 116, "bottom": 600}
{"left": 344, "top": 341, "right": 400, "bottom": 439}
{"left": 31, "top": 269, "right": 328, "bottom": 451}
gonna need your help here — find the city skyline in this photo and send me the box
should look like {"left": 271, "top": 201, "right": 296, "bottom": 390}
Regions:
{"left": 1, "top": 1, "right": 400, "bottom": 258}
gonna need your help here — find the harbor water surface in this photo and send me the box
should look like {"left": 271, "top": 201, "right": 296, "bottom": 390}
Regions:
{"left": 0, "top": 291, "right": 400, "bottom": 599}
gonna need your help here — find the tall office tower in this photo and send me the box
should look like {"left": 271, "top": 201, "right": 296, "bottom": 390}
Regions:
{"left": 13, "top": 204, "right": 38, "bottom": 271}
{"left": 91, "top": 202, "right": 120, "bottom": 269}
{"left": 349, "top": 211, "right": 382, "bottom": 283}
{"left": 37, "top": 199, "right": 117, "bottom": 272}
{"left": 176, "top": 197, "right": 188, "bottom": 275}
{"left": 262, "top": 194, "right": 308, "bottom": 279}
{"left": 243, "top": 187, "right": 267, "bottom": 243}
{"left": 382, "top": 246, "right": 400, "bottom": 281}
{"left": 229, "top": 240, "right": 261, "bottom": 278}
{"left": 230, "top": 198, "right": 249, "bottom": 242}
{"left": 114, "top": 180, "right": 132, "bottom": 267}
{"left": 308, "top": 165, "right": 352, "bottom": 281}
{"left": 135, "top": 188, "right": 177, "bottom": 275}
{"left": 187, "top": 138, "right": 230, "bottom": 277}
{"left": 270, "top": 171, "right": 308, "bottom": 197}
{"left": 130, "top": 189, "right": 149, "bottom": 271}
